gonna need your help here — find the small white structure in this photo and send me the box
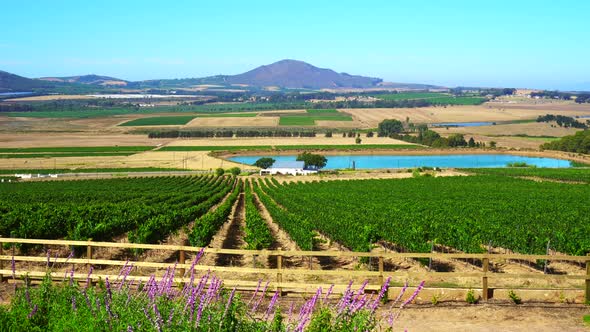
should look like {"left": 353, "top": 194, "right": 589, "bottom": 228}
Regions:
{"left": 259, "top": 161, "right": 318, "bottom": 176}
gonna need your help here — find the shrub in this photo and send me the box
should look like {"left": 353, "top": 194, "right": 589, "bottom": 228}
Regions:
{"left": 215, "top": 168, "right": 225, "bottom": 176}
{"left": 229, "top": 167, "right": 241, "bottom": 176}
{"left": 508, "top": 290, "right": 522, "bottom": 304}
{"left": 466, "top": 289, "right": 479, "bottom": 304}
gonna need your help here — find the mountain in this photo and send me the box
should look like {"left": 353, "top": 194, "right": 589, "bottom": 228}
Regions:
{"left": 0, "top": 70, "right": 54, "bottom": 92}
{"left": 38, "top": 74, "right": 128, "bottom": 86}
{"left": 223, "top": 59, "right": 382, "bottom": 89}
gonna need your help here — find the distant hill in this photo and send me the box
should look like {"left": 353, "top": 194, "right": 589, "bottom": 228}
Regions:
{"left": 222, "top": 59, "right": 382, "bottom": 89}
{"left": 0, "top": 70, "right": 54, "bottom": 92}
{"left": 38, "top": 74, "right": 128, "bottom": 86}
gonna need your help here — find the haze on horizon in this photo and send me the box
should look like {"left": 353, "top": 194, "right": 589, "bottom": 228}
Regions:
{"left": 1, "top": 0, "right": 589, "bottom": 90}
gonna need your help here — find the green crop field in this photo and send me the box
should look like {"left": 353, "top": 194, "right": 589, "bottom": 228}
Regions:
{"left": 279, "top": 115, "right": 353, "bottom": 126}
{"left": 372, "top": 93, "right": 486, "bottom": 105}
{"left": 119, "top": 116, "right": 197, "bottom": 126}
{"left": 464, "top": 167, "right": 590, "bottom": 183}
{"left": 0, "top": 175, "right": 235, "bottom": 244}
{"left": 306, "top": 109, "right": 338, "bottom": 114}
{"left": 255, "top": 175, "right": 590, "bottom": 255}
{"left": 373, "top": 92, "right": 448, "bottom": 100}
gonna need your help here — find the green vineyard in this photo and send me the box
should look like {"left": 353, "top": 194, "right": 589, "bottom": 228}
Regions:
{"left": 1, "top": 172, "right": 589, "bottom": 257}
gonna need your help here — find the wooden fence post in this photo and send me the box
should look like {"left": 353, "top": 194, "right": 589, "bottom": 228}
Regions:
{"left": 179, "top": 249, "right": 186, "bottom": 277}
{"left": 86, "top": 238, "right": 93, "bottom": 270}
{"left": 378, "top": 256, "right": 384, "bottom": 286}
{"left": 482, "top": 257, "right": 489, "bottom": 301}
{"left": 277, "top": 249, "right": 283, "bottom": 295}
{"left": 585, "top": 254, "right": 590, "bottom": 304}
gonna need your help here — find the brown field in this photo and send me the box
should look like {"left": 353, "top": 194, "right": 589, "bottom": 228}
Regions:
{"left": 166, "top": 136, "right": 412, "bottom": 147}
{"left": 346, "top": 103, "right": 590, "bottom": 128}
{"left": 0, "top": 132, "right": 169, "bottom": 148}
{"left": 0, "top": 151, "right": 244, "bottom": 171}
{"left": 434, "top": 122, "right": 581, "bottom": 137}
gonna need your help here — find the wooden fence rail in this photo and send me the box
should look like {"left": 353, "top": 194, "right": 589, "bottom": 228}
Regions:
{"left": 1, "top": 237, "right": 590, "bottom": 301}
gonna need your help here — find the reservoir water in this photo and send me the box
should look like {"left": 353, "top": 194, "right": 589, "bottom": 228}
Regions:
{"left": 229, "top": 154, "right": 572, "bottom": 169}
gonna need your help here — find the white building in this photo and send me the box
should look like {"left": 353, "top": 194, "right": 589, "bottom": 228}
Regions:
{"left": 259, "top": 161, "right": 318, "bottom": 176}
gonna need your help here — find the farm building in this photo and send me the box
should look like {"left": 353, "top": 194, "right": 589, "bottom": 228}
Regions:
{"left": 259, "top": 161, "right": 318, "bottom": 176}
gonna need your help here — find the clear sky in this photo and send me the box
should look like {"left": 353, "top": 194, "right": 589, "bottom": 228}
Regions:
{"left": 1, "top": 0, "right": 589, "bottom": 90}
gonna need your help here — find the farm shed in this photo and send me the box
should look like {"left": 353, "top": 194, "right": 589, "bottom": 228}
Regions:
{"left": 259, "top": 161, "right": 318, "bottom": 176}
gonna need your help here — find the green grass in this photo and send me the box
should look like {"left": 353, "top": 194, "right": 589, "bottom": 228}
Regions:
{"left": 463, "top": 168, "right": 590, "bottom": 183}
{"left": 159, "top": 144, "right": 422, "bottom": 152}
{"left": 427, "top": 96, "right": 487, "bottom": 105}
{"left": 306, "top": 109, "right": 338, "bottom": 114}
{"left": 373, "top": 92, "right": 447, "bottom": 100}
{"left": 0, "top": 167, "right": 187, "bottom": 174}
{"left": 279, "top": 115, "right": 353, "bottom": 126}
{"left": 119, "top": 116, "right": 197, "bottom": 126}
{"left": 0, "top": 146, "right": 154, "bottom": 153}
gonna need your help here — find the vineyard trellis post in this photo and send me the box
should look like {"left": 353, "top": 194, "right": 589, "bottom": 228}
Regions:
{"left": 86, "top": 239, "right": 93, "bottom": 270}
{"left": 482, "top": 257, "right": 489, "bottom": 301}
{"left": 378, "top": 256, "right": 384, "bottom": 285}
{"left": 179, "top": 249, "right": 186, "bottom": 277}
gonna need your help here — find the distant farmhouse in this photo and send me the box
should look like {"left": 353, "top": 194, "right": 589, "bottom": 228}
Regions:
{"left": 259, "top": 161, "right": 318, "bottom": 176}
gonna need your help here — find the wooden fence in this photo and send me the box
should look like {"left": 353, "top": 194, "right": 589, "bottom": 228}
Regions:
{"left": 1, "top": 237, "right": 589, "bottom": 301}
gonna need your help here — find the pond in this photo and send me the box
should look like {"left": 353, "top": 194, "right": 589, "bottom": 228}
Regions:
{"left": 229, "top": 154, "right": 572, "bottom": 169}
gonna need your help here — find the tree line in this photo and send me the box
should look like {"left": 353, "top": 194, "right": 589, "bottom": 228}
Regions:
{"left": 148, "top": 129, "right": 317, "bottom": 139}
{"left": 537, "top": 114, "right": 588, "bottom": 129}
{"left": 541, "top": 130, "right": 590, "bottom": 154}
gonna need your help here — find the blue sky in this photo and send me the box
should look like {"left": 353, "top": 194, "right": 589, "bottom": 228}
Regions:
{"left": 1, "top": 0, "right": 589, "bottom": 90}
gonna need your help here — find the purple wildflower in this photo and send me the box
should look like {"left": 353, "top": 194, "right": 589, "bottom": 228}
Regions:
{"left": 264, "top": 290, "right": 280, "bottom": 320}
{"left": 127, "top": 326, "right": 133, "bottom": 332}
{"left": 400, "top": 281, "right": 425, "bottom": 308}
{"left": 251, "top": 281, "right": 270, "bottom": 313}
{"left": 370, "top": 276, "right": 391, "bottom": 312}
{"left": 324, "top": 284, "right": 334, "bottom": 304}
{"left": 287, "top": 301, "right": 295, "bottom": 324}
{"left": 85, "top": 266, "right": 94, "bottom": 289}
{"left": 167, "top": 308, "right": 175, "bottom": 325}
{"left": 27, "top": 304, "right": 38, "bottom": 319}
{"left": 71, "top": 295, "right": 77, "bottom": 311}
{"left": 46, "top": 249, "right": 50, "bottom": 268}
{"left": 248, "top": 279, "right": 262, "bottom": 306}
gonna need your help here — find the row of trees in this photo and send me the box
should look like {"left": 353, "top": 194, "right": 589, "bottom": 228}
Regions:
{"left": 575, "top": 94, "right": 590, "bottom": 104}
{"left": 148, "top": 130, "right": 317, "bottom": 139}
{"left": 537, "top": 114, "right": 588, "bottom": 129}
{"left": 541, "top": 130, "right": 590, "bottom": 154}
{"left": 254, "top": 152, "right": 328, "bottom": 170}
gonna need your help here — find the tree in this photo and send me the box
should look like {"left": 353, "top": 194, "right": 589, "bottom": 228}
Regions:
{"left": 378, "top": 119, "right": 404, "bottom": 136}
{"left": 366, "top": 131, "right": 374, "bottom": 138}
{"left": 325, "top": 131, "right": 333, "bottom": 138}
{"left": 215, "top": 168, "right": 225, "bottom": 176}
{"left": 296, "top": 152, "right": 327, "bottom": 169}
{"left": 489, "top": 141, "right": 497, "bottom": 148}
{"left": 447, "top": 134, "right": 467, "bottom": 147}
{"left": 229, "top": 167, "right": 241, "bottom": 176}
{"left": 468, "top": 137, "right": 476, "bottom": 148}
{"left": 356, "top": 137, "right": 362, "bottom": 144}
{"left": 254, "top": 157, "right": 275, "bottom": 169}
